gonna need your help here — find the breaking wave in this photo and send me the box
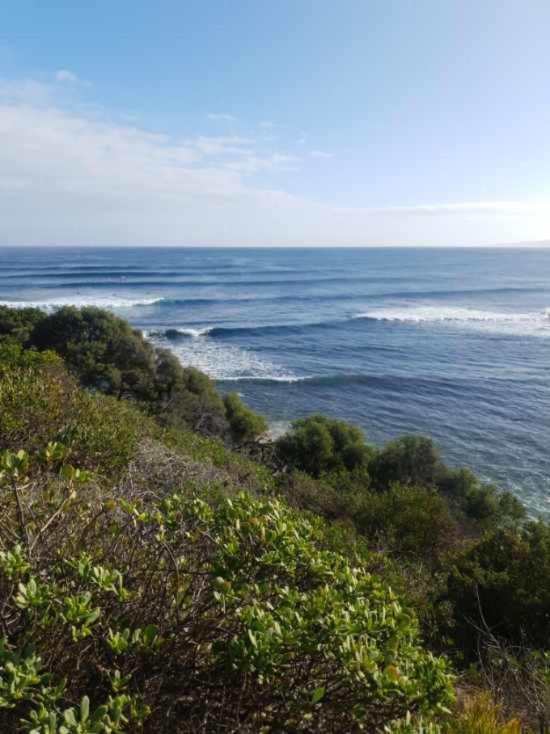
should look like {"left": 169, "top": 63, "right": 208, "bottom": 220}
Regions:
{"left": 354, "top": 306, "right": 550, "bottom": 336}
{"left": 0, "top": 296, "right": 163, "bottom": 311}
{"left": 146, "top": 327, "right": 299, "bottom": 383}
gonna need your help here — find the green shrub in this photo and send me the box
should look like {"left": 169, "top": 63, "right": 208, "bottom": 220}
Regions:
{"left": 156, "top": 363, "right": 227, "bottom": 435}
{"left": 436, "top": 468, "right": 525, "bottom": 525}
{"left": 223, "top": 392, "right": 267, "bottom": 446}
{"left": 445, "top": 522, "right": 550, "bottom": 655}
{"left": 276, "top": 414, "right": 374, "bottom": 478}
{"left": 354, "top": 484, "right": 458, "bottom": 566}
{"left": 369, "top": 435, "right": 440, "bottom": 491}
{"left": 0, "top": 445, "right": 454, "bottom": 732}
{"left": 0, "top": 305, "right": 45, "bottom": 343}
{"left": 0, "top": 348, "right": 155, "bottom": 480}
{"left": 6, "top": 306, "right": 226, "bottom": 437}
{"left": 29, "top": 306, "right": 157, "bottom": 398}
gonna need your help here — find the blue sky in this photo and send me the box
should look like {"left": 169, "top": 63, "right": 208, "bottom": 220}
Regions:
{"left": 1, "top": 0, "right": 549, "bottom": 245}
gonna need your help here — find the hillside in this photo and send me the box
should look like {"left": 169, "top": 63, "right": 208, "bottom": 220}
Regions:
{"left": 0, "top": 306, "right": 548, "bottom": 733}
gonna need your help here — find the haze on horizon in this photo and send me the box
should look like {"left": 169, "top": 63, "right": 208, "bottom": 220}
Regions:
{"left": 1, "top": 0, "right": 549, "bottom": 248}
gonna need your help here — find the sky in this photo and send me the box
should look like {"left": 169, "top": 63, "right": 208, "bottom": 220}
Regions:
{"left": 1, "top": 0, "right": 549, "bottom": 247}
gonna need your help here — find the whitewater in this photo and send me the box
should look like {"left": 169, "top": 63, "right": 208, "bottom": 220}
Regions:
{"left": 1, "top": 245, "right": 550, "bottom": 516}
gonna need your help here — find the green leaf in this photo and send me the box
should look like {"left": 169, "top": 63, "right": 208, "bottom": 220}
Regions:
{"left": 311, "top": 686, "right": 326, "bottom": 704}
{"left": 80, "top": 695, "right": 89, "bottom": 721}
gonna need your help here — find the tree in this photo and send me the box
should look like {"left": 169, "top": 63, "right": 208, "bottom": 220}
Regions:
{"left": 276, "top": 414, "right": 374, "bottom": 478}
{"left": 369, "top": 435, "right": 440, "bottom": 491}
{"left": 29, "top": 306, "right": 156, "bottom": 398}
{"left": 0, "top": 305, "right": 45, "bottom": 343}
{"left": 223, "top": 392, "right": 267, "bottom": 446}
{"left": 23, "top": 306, "right": 228, "bottom": 436}
{"left": 445, "top": 521, "right": 550, "bottom": 655}
{"left": 354, "top": 484, "right": 457, "bottom": 566}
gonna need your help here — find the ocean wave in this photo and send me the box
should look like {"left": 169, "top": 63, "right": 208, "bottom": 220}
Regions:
{"left": 145, "top": 321, "right": 339, "bottom": 341}
{"left": 354, "top": 306, "right": 550, "bottom": 336}
{"left": 0, "top": 296, "right": 163, "bottom": 311}
{"left": 143, "top": 306, "right": 550, "bottom": 343}
{"left": 146, "top": 327, "right": 298, "bottom": 382}
{"left": 221, "top": 374, "right": 304, "bottom": 383}
{"left": 145, "top": 327, "right": 214, "bottom": 339}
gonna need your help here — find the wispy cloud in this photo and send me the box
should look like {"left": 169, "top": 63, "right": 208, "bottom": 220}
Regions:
{"left": 55, "top": 69, "right": 79, "bottom": 83}
{"left": 193, "top": 135, "right": 252, "bottom": 156}
{"left": 0, "top": 76, "right": 548, "bottom": 246}
{"left": 309, "top": 150, "right": 333, "bottom": 159}
{"left": 0, "top": 78, "right": 54, "bottom": 105}
{"left": 224, "top": 153, "right": 302, "bottom": 175}
{"left": 207, "top": 112, "right": 236, "bottom": 122}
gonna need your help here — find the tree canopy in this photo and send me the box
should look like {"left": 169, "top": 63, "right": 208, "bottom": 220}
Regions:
{"left": 276, "top": 414, "right": 374, "bottom": 478}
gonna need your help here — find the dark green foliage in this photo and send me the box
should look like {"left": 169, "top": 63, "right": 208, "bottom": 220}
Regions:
{"left": 445, "top": 522, "right": 550, "bottom": 653}
{"left": 369, "top": 435, "right": 440, "bottom": 491}
{"left": 0, "top": 305, "right": 45, "bottom": 343}
{"left": 29, "top": 306, "right": 158, "bottom": 398}
{"left": 2, "top": 305, "right": 229, "bottom": 437}
{"left": 436, "top": 467, "right": 526, "bottom": 524}
{"left": 276, "top": 414, "right": 374, "bottom": 478}
{"left": 155, "top": 358, "right": 227, "bottom": 436}
{"left": 353, "top": 485, "right": 457, "bottom": 566}
{"left": 223, "top": 392, "right": 267, "bottom": 446}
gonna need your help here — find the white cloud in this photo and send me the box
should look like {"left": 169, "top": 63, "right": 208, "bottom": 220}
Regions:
{"left": 207, "top": 112, "right": 236, "bottom": 122}
{"left": 309, "top": 149, "right": 333, "bottom": 159}
{"left": 0, "top": 78, "right": 54, "bottom": 105}
{"left": 193, "top": 135, "right": 252, "bottom": 156}
{"left": 224, "top": 153, "right": 302, "bottom": 175}
{"left": 55, "top": 69, "right": 79, "bottom": 83}
{"left": 0, "top": 76, "right": 548, "bottom": 246}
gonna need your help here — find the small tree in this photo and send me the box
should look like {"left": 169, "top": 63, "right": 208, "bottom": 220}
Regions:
{"left": 445, "top": 521, "right": 550, "bottom": 656}
{"left": 223, "top": 392, "right": 267, "bottom": 446}
{"left": 0, "top": 305, "right": 45, "bottom": 344}
{"left": 369, "top": 435, "right": 440, "bottom": 491}
{"left": 276, "top": 414, "right": 373, "bottom": 478}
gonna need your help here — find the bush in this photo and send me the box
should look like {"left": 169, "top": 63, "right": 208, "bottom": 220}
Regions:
{"left": 223, "top": 392, "right": 267, "bottom": 446}
{"left": 445, "top": 522, "right": 550, "bottom": 655}
{"left": 276, "top": 414, "right": 374, "bottom": 478}
{"left": 354, "top": 485, "right": 458, "bottom": 566}
{"left": 445, "top": 693, "right": 521, "bottom": 734}
{"left": 0, "top": 305, "right": 45, "bottom": 343}
{"left": 436, "top": 468, "right": 525, "bottom": 525}
{"left": 1, "top": 305, "right": 228, "bottom": 437}
{"left": 29, "top": 306, "right": 157, "bottom": 399}
{"left": 0, "top": 345, "right": 155, "bottom": 480}
{"left": 369, "top": 435, "right": 440, "bottom": 491}
{"left": 0, "top": 447, "right": 454, "bottom": 733}
{"left": 156, "top": 360, "right": 227, "bottom": 436}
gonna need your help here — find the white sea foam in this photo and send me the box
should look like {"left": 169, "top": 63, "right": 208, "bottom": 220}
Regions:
{"left": 0, "top": 296, "right": 162, "bottom": 311}
{"left": 147, "top": 329, "right": 298, "bottom": 382}
{"left": 168, "top": 327, "right": 213, "bottom": 338}
{"left": 355, "top": 306, "right": 550, "bottom": 336}
{"left": 266, "top": 420, "right": 292, "bottom": 440}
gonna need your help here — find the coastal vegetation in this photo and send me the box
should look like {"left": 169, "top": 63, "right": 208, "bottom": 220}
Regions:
{"left": 0, "top": 305, "right": 548, "bottom": 732}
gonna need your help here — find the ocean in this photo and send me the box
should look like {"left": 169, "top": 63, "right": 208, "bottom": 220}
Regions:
{"left": 1, "top": 246, "right": 549, "bottom": 516}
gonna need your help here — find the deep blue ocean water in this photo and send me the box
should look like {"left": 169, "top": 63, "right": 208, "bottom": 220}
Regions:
{"left": 1, "top": 246, "right": 550, "bottom": 516}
